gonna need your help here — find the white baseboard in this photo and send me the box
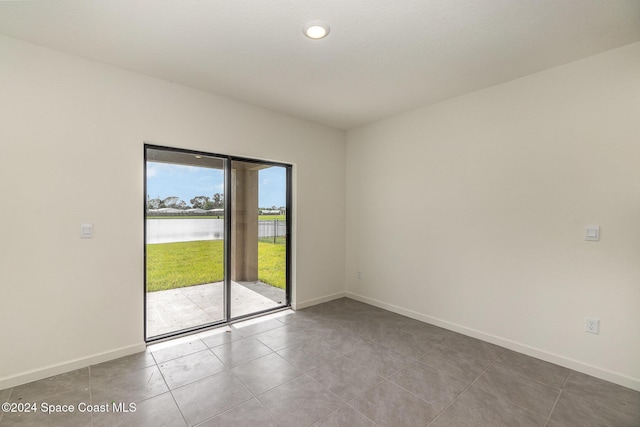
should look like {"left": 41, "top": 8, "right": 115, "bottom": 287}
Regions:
{"left": 0, "top": 291, "right": 346, "bottom": 390}
{"left": 0, "top": 343, "right": 146, "bottom": 390}
{"left": 346, "top": 292, "right": 640, "bottom": 392}
{"left": 294, "top": 291, "right": 346, "bottom": 310}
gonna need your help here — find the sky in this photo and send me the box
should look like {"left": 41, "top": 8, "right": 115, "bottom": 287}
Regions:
{"left": 146, "top": 162, "right": 286, "bottom": 208}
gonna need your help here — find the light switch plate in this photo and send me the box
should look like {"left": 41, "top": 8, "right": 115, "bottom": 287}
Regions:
{"left": 81, "top": 223, "right": 93, "bottom": 238}
{"left": 585, "top": 225, "right": 599, "bottom": 241}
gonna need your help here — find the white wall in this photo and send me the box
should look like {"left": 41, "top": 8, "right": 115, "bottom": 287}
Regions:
{"left": 346, "top": 42, "right": 640, "bottom": 391}
{"left": 0, "top": 35, "right": 345, "bottom": 388}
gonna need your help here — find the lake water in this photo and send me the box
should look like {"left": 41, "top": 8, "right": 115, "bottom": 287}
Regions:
{"left": 146, "top": 218, "right": 286, "bottom": 244}
{"left": 146, "top": 218, "right": 224, "bottom": 244}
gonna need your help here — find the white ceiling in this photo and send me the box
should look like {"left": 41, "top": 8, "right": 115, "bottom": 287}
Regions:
{"left": 1, "top": 1, "right": 639, "bottom": 130}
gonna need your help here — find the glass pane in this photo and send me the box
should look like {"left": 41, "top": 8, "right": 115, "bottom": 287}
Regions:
{"left": 230, "top": 160, "right": 287, "bottom": 318}
{"left": 145, "top": 147, "right": 226, "bottom": 338}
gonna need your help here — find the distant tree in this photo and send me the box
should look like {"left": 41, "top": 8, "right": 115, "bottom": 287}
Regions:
{"left": 212, "top": 193, "right": 224, "bottom": 209}
{"left": 190, "top": 196, "right": 210, "bottom": 209}
{"left": 162, "top": 196, "right": 187, "bottom": 209}
{"left": 147, "top": 198, "right": 162, "bottom": 210}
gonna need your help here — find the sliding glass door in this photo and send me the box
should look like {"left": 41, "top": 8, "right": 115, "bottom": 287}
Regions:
{"left": 144, "top": 145, "right": 290, "bottom": 340}
{"left": 230, "top": 160, "right": 288, "bottom": 318}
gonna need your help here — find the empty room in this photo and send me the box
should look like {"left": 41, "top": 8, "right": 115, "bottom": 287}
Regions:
{"left": 0, "top": 1, "right": 639, "bottom": 426}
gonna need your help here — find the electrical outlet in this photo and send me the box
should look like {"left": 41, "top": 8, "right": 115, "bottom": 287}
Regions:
{"left": 357, "top": 271, "right": 362, "bottom": 280}
{"left": 585, "top": 317, "right": 600, "bottom": 334}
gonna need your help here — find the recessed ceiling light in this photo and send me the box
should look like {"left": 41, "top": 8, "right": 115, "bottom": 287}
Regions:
{"left": 304, "top": 21, "right": 330, "bottom": 39}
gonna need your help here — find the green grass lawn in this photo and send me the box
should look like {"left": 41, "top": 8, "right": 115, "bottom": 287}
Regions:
{"left": 146, "top": 215, "right": 285, "bottom": 220}
{"left": 258, "top": 215, "right": 286, "bottom": 221}
{"left": 256, "top": 241, "right": 286, "bottom": 288}
{"left": 146, "top": 216, "right": 225, "bottom": 220}
{"left": 146, "top": 240, "right": 285, "bottom": 292}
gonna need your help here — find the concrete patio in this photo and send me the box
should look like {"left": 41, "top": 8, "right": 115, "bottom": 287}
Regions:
{"left": 147, "top": 281, "right": 286, "bottom": 338}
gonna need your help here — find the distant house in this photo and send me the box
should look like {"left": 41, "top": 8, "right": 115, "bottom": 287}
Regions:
{"left": 147, "top": 208, "right": 223, "bottom": 216}
{"left": 148, "top": 208, "right": 182, "bottom": 214}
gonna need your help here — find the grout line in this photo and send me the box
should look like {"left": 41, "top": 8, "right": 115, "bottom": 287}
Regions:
{"left": 305, "top": 356, "right": 383, "bottom": 404}
{"left": 301, "top": 372, "right": 373, "bottom": 426}
{"left": 544, "top": 389, "right": 563, "bottom": 427}
{"left": 387, "top": 368, "right": 473, "bottom": 427}
{"left": 472, "top": 380, "right": 552, "bottom": 422}
{"left": 156, "top": 364, "right": 189, "bottom": 426}
{"left": 430, "top": 361, "right": 493, "bottom": 421}
{"left": 154, "top": 355, "right": 174, "bottom": 396}
{"left": 461, "top": 357, "right": 561, "bottom": 424}
{"left": 149, "top": 338, "right": 210, "bottom": 364}
{"left": 344, "top": 387, "right": 384, "bottom": 427}
{"left": 88, "top": 365, "right": 94, "bottom": 427}
{"left": 171, "top": 366, "right": 254, "bottom": 426}
{"left": 168, "top": 390, "right": 190, "bottom": 427}
{"left": 561, "top": 369, "right": 572, "bottom": 388}
{"left": 193, "top": 393, "right": 255, "bottom": 426}
{"left": 424, "top": 340, "right": 495, "bottom": 368}
{"left": 261, "top": 371, "right": 308, "bottom": 394}
{"left": 254, "top": 395, "right": 283, "bottom": 426}
{"left": 225, "top": 360, "right": 264, "bottom": 399}
{"left": 347, "top": 376, "right": 387, "bottom": 404}
{"left": 230, "top": 357, "right": 306, "bottom": 399}
{"left": 305, "top": 370, "right": 346, "bottom": 402}
{"left": 310, "top": 405, "right": 347, "bottom": 427}
{"left": 544, "top": 369, "right": 571, "bottom": 426}
{"left": 387, "top": 372, "right": 442, "bottom": 407}
{"left": 427, "top": 412, "right": 472, "bottom": 427}
{"left": 314, "top": 401, "right": 383, "bottom": 427}
{"left": 151, "top": 352, "right": 200, "bottom": 426}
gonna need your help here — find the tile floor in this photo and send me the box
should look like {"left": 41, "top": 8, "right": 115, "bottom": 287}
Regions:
{"left": 1, "top": 298, "right": 639, "bottom": 426}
